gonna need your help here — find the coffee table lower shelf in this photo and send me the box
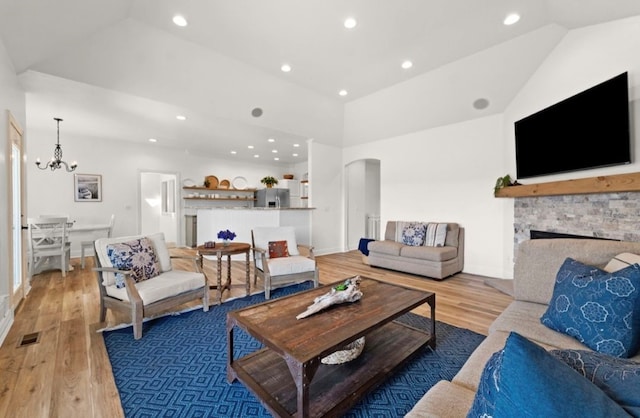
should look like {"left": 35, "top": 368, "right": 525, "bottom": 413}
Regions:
{"left": 229, "top": 319, "right": 434, "bottom": 418}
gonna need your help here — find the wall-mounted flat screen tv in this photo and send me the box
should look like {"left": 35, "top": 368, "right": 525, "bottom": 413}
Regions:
{"left": 515, "top": 72, "right": 631, "bottom": 179}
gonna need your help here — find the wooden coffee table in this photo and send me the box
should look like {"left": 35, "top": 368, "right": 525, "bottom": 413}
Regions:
{"left": 226, "top": 276, "right": 436, "bottom": 417}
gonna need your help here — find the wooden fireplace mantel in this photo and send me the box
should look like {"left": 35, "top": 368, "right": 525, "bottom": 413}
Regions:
{"left": 494, "top": 171, "right": 640, "bottom": 198}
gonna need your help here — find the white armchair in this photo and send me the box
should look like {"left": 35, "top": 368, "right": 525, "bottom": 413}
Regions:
{"left": 251, "top": 226, "right": 319, "bottom": 299}
{"left": 93, "top": 232, "right": 209, "bottom": 339}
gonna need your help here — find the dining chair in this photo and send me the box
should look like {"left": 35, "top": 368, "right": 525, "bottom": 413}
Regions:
{"left": 27, "top": 217, "right": 71, "bottom": 277}
{"left": 251, "top": 226, "right": 319, "bottom": 299}
{"left": 81, "top": 214, "right": 115, "bottom": 269}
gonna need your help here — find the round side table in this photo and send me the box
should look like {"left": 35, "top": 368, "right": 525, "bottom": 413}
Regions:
{"left": 196, "top": 242, "right": 251, "bottom": 304}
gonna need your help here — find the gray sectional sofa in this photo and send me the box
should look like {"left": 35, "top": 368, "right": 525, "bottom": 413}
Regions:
{"left": 406, "top": 238, "right": 640, "bottom": 417}
{"left": 367, "top": 221, "right": 464, "bottom": 279}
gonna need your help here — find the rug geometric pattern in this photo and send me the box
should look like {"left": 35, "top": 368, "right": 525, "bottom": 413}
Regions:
{"left": 103, "top": 282, "right": 485, "bottom": 417}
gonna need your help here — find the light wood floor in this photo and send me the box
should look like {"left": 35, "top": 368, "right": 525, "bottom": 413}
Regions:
{"left": 0, "top": 249, "right": 513, "bottom": 417}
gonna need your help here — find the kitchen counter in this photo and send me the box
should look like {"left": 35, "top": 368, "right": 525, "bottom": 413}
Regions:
{"left": 193, "top": 208, "right": 312, "bottom": 253}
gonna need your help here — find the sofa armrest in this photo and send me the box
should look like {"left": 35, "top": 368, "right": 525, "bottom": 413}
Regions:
{"left": 170, "top": 254, "right": 201, "bottom": 272}
{"left": 252, "top": 246, "right": 271, "bottom": 274}
{"left": 297, "top": 244, "right": 315, "bottom": 259}
{"left": 93, "top": 267, "right": 143, "bottom": 305}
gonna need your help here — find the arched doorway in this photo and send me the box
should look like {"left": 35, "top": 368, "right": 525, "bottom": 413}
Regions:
{"left": 345, "top": 159, "right": 380, "bottom": 250}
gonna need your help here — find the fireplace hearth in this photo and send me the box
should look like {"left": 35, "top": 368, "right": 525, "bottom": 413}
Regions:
{"left": 529, "top": 230, "right": 619, "bottom": 241}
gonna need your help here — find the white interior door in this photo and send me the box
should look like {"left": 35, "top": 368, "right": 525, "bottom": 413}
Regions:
{"left": 139, "top": 171, "right": 179, "bottom": 245}
{"left": 9, "top": 112, "right": 27, "bottom": 308}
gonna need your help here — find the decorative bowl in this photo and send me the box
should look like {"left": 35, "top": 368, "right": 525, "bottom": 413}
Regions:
{"left": 321, "top": 336, "right": 365, "bottom": 364}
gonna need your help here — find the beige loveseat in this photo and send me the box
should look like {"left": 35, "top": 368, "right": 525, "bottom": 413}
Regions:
{"left": 367, "top": 221, "right": 464, "bottom": 279}
{"left": 407, "top": 238, "right": 640, "bottom": 417}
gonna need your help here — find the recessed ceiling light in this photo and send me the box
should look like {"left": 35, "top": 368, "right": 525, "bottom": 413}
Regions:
{"left": 293, "top": 143, "right": 300, "bottom": 147}
{"left": 503, "top": 13, "right": 520, "bottom": 25}
{"left": 401, "top": 60, "right": 413, "bottom": 69}
{"left": 268, "top": 138, "right": 275, "bottom": 142}
{"left": 274, "top": 157, "right": 280, "bottom": 161}
{"left": 281, "top": 64, "right": 292, "bottom": 72}
{"left": 344, "top": 17, "right": 357, "bottom": 29}
{"left": 272, "top": 149, "right": 278, "bottom": 153}
{"left": 148, "top": 138, "right": 157, "bottom": 143}
{"left": 176, "top": 115, "right": 186, "bottom": 121}
{"left": 254, "top": 154, "right": 260, "bottom": 158}
{"left": 248, "top": 145, "right": 254, "bottom": 149}
{"left": 230, "top": 150, "right": 237, "bottom": 154}
{"left": 173, "top": 15, "right": 188, "bottom": 27}
{"left": 293, "top": 153, "right": 298, "bottom": 157}
{"left": 339, "top": 89, "right": 348, "bottom": 96}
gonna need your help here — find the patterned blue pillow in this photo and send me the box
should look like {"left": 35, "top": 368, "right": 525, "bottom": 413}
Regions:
{"left": 466, "top": 347, "right": 503, "bottom": 417}
{"left": 107, "top": 237, "right": 161, "bottom": 287}
{"left": 467, "top": 332, "right": 629, "bottom": 418}
{"left": 541, "top": 258, "right": 640, "bottom": 358}
{"left": 551, "top": 349, "right": 640, "bottom": 417}
{"left": 401, "top": 222, "right": 426, "bottom": 246}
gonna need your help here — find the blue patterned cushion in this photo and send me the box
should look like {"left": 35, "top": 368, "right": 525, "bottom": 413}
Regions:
{"left": 541, "top": 258, "right": 640, "bottom": 358}
{"left": 466, "top": 347, "right": 503, "bottom": 417}
{"left": 551, "top": 349, "right": 640, "bottom": 417}
{"left": 401, "top": 222, "right": 426, "bottom": 246}
{"left": 467, "top": 332, "right": 629, "bottom": 418}
{"left": 107, "top": 237, "right": 161, "bottom": 287}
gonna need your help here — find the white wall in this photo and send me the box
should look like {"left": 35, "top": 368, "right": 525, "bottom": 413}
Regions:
{"left": 0, "top": 36, "right": 26, "bottom": 343}
{"left": 341, "top": 16, "right": 640, "bottom": 279}
{"left": 308, "top": 140, "right": 343, "bottom": 256}
{"left": 502, "top": 15, "right": 640, "bottom": 269}
{"left": 343, "top": 114, "right": 506, "bottom": 278}
{"left": 26, "top": 129, "right": 299, "bottom": 254}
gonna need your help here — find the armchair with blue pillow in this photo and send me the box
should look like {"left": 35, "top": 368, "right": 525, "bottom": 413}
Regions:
{"left": 407, "top": 238, "right": 640, "bottom": 417}
{"left": 93, "top": 232, "right": 209, "bottom": 339}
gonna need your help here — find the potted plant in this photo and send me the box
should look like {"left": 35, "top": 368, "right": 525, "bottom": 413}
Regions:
{"left": 261, "top": 176, "right": 278, "bottom": 188}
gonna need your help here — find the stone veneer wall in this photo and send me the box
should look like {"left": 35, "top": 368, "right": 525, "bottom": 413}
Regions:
{"left": 513, "top": 192, "right": 640, "bottom": 246}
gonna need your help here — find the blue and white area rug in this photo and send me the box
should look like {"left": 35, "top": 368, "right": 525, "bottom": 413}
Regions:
{"left": 103, "top": 283, "right": 485, "bottom": 417}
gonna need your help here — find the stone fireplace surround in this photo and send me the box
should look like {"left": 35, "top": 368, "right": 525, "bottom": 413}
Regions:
{"left": 514, "top": 192, "right": 640, "bottom": 245}
{"left": 494, "top": 171, "right": 640, "bottom": 247}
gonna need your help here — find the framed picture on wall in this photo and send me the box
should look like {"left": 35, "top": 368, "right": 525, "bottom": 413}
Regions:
{"left": 74, "top": 173, "right": 102, "bottom": 202}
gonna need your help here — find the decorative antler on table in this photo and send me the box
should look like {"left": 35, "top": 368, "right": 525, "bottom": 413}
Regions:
{"left": 296, "top": 276, "right": 363, "bottom": 320}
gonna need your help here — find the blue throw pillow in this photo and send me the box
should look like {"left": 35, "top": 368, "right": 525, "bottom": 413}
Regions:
{"left": 541, "top": 258, "right": 640, "bottom": 358}
{"left": 401, "top": 222, "right": 426, "bottom": 246}
{"left": 551, "top": 349, "right": 640, "bottom": 417}
{"left": 467, "top": 332, "right": 629, "bottom": 418}
{"left": 107, "top": 237, "right": 161, "bottom": 287}
{"left": 466, "top": 348, "right": 503, "bottom": 417}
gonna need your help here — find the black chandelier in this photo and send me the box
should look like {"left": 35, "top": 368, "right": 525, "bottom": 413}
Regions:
{"left": 35, "top": 117, "right": 77, "bottom": 172}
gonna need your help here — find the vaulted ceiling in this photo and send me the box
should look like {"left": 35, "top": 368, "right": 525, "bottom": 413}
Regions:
{"left": 1, "top": 0, "right": 640, "bottom": 163}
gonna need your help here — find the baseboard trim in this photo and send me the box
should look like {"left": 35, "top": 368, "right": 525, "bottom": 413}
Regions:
{"left": 0, "top": 309, "right": 14, "bottom": 346}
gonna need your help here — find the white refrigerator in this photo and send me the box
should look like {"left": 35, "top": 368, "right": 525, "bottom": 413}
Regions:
{"left": 279, "top": 179, "right": 301, "bottom": 207}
